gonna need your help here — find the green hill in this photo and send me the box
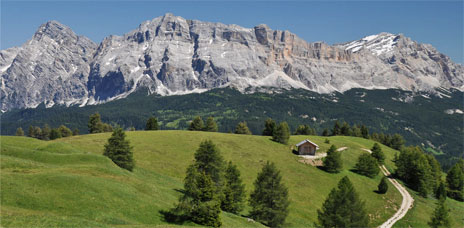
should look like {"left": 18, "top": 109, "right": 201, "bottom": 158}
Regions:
{"left": 1, "top": 131, "right": 462, "bottom": 227}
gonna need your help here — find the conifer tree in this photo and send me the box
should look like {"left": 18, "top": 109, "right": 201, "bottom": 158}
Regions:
{"left": 28, "top": 125, "right": 35, "bottom": 137}
{"left": 175, "top": 165, "right": 222, "bottom": 227}
{"left": 189, "top": 116, "right": 204, "bottom": 131}
{"left": 323, "top": 145, "right": 343, "bottom": 173}
{"left": 58, "top": 125, "right": 73, "bottom": 137}
{"left": 435, "top": 181, "right": 447, "bottom": 200}
{"left": 221, "top": 161, "right": 246, "bottom": 214}
{"left": 262, "top": 118, "right": 276, "bottom": 136}
{"left": 72, "top": 128, "right": 80, "bottom": 136}
{"left": 361, "top": 125, "right": 369, "bottom": 139}
{"left": 88, "top": 113, "right": 104, "bottom": 133}
{"left": 378, "top": 176, "right": 389, "bottom": 194}
{"left": 15, "top": 127, "right": 24, "bottom": 136}
{"left": 103, "top": 128, "right": 134, "bottom": 171}
{"left": 390, "top": 133, "right": 405, "bottom": 150}
{"left": 204, "top": 117, "right": 218, "bottom": 132}
{"left": 194, "top": 140, "right": 225, "bottom": 188}
{"left": 49, "top": 128, "right": 62, "bottom": 140}
{"left": 235, "top": 121, "right": 252, "bottom": 135}
{"left": 331, "top": 121, "right": 341, "bottom": 136}
{"left": 102, "top": 123, "right": 113, "bottom": 132}
{"left": 317, "top": 176, "right": 369, "bottom": 227}
{"left": 371, "top": 143, "right": 385, "bottom": 164}
{"left": 428, "top": 200, "right": 451, "bottom": 228}
{"left": 295, "top": 125, "right": 311, "bottom": 135}
{"left": 446, "top": 159, "right": 464, "bottom": 201}
{"left": 355, "top": 153, "right": 380, "bottom": 178}
{"left": 322, "top": 128, "right": 329, "bottom": 137}
{"left": 340, "top": 122, "right": 351, "bottom": 136}
{"left": 249, "top": 161, "right": 289, "bottom": 227}
{"left": 32, "top": 126, "right": 42, "bottom": 139}
{"left": 145, "top": 116, "right": 159, "bottom": 130}
{"left": 40, "top": 124, "right": 51, "bottom": 140}
{"left": 272, "top": 122, "right": 290, "bottom": 144}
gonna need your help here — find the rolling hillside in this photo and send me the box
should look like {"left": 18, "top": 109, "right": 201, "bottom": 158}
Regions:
{"left": 1, "top": 131, "right": 462, "bottom": 227}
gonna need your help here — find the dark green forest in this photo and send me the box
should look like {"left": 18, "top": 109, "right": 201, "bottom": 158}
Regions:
{"left": 2, "top": 88, "right": 462, "bottom": 169}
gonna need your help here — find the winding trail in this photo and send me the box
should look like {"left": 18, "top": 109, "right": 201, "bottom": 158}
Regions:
{"left": 361, "top": 148, "right": 414, "bottom": 228}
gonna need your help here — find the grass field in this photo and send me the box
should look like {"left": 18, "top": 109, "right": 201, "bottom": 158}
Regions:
{"left": 1, "top": 131, "right": 462, "bottom": 227}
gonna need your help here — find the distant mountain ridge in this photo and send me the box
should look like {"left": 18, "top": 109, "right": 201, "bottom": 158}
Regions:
{"left": 1, "top": 13, "right": 463, "bottom": 111}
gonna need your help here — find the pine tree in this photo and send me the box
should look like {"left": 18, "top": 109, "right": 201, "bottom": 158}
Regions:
{"left": 28, "top": 125, "right": 35, "bottom": 137}
{"left": 103, "top": 128, "right": 134, "bottom": 171}
{"left": 15, "top": 127, "right": 24, "bottom": 136}
{"left": 317, "top": 176, "right": 369, "bottom": 227}
{"left": 102, "top": 123, "right": 113, "bottom": 132}
{"left": 435, "top": 181, "right": 447, "bottom": 200}
{"left": 322, "top": 128, "right": 329, "bottom": 137}
{"left": 32, "top": 126, "right": 42, "bottom": 139}
{"left": 295, "top": 125, "right": 311, "bottom": 135}
{"left": 193, "top": 140, "right": 225, "bottom": 187}
{"left": 340, "top": 122, "right": 351, "bottom": 136}
{"left": 352, "top": 125, "right": 362, "bottom": 137}
{"left": 49, "top": 128, "right": 62, "bottom": 140}
{"left": 204, "top": 117, "right": 218, "bottom": 132}
{"left": 72, "top": 128, "right": 80, "bottom": 136}
{"left": 390, "top": 133, "right": 405, "bottom": 150}
{"left": 249, "top": 161, "right": 289, "bottom": 227}
{"left": 88, "top": 113, "right": 104, "bottom": 133}
{"left": 360, "top": 125, "right": 369, "bottom": 139}
{"left": 145, "top": 116, "right": 159, "bottom": 130}
{"left": 175, "top": 165, "right": 222, "bottom": 227}
{"left": 235, "top": 121, "right": 252, "bottom": 135}
{"left": 58, "top": 125, "right": 73, "bottom": 137}
{"left": 331, "top": 121, "right": 341, "bottom": 136}
{"left": 371, "top": 143, "right": 385, "bottom": 164}
{"left": 428, "top": 200, "right": 451, "bottom": 228}
{"left": 221, "top": 161, "right": 246, "bottom": 214}
{"left": 395, "top": 146, "right": 433, "bottom": 197}
{"left": 262, "top": 118, "right": 276, "bottom": 136}
{"left": 323, "top": 145, "right": 343, "bottom": 173}
{"left": 273, "top": 122, "right": 290, "bottom": 144}
{"left": 446, "top": 159, "right": 464, "bottom": 201}
{"left": 378, "top": 176, "right": 389, "bottom": 194}
{"left": 40, "top": 124, "right": 51, "bottom": 140}
{"left": 355, "top": 153, "right": 380, "bottom": 178}
{"left": 188, "top": 116, "right": 204, "bottom": 131}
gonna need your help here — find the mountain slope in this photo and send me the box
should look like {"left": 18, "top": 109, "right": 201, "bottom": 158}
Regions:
{"left": 2, "top": 132, "right": 463, "bottom": 227}
{"left": 1, "top": 13, "right": 462, "bottom": 111}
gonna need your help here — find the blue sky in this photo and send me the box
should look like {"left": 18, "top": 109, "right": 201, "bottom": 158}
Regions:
{"left": 1, "top": 1, "right": 463, "bottom": 63}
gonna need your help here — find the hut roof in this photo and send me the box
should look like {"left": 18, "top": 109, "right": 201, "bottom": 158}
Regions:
{"left": 296, "top": 139, "right": 319, "bottom": 149}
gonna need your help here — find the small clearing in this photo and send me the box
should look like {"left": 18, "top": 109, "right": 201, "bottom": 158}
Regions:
{"left": 298, "top": 146, "right": 348, "bottom": 166}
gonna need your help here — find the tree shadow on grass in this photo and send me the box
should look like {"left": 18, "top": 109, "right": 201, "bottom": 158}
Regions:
{"left": 159, "top": 209, "right": 189, "bottom": 225}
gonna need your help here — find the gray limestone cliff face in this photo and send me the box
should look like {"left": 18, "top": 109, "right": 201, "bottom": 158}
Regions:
{"left": 1, "top": 14, "right": 462, "bottom": 110}
{"left": 1, "top": 21, "right": 97, "bottom": 110}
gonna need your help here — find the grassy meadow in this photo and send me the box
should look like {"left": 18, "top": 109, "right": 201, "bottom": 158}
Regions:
{"left": 1, "top": 131, "right": 462, "bottom": 227}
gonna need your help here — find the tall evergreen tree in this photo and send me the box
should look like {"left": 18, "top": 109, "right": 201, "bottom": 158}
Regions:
{"left": 354, "top": 153, "right": 380, "bottom": 178}
{"left": 272, "top": 122, "right": 290, "bottom": 144}
{"left": 88, "top": 113, "right": 104, "bottom": 133}
{"left": 189, "top": 116, "right": 204, "bottom": 131}
{"left": 40, "top": 124, "right": 51, "bottom": 140}
{"left": 395, "top": 146, "right": 433, "bottom": 197}
{"left": 371, "top": 143, "right": 385, "bottom": 164}
{"left": 378, "top": 176, "right": 389, "bottom": 194}
{"left": 360, "top": 125, "right": 369, "bottom": 139}
{"left": 193, "top": 140, "right": 225, "bottom": 188}
{"left": 435, "top": 181, "right": 447, "bottom": 201}
{"left": 352, "top": 125, "right": 362, "bottom": 137}
{"left": 103, "top": 128, "right": 134, "bottom": 171}
{"left": 145, "top": 116, "right": 159, "bottom": 130}
{"left": 28, "top": 125, "right": 35, "bottom": 137}
{"left": 175, "top": 165, "right": 222, "bottom": 227}
{"left": 235, "top": 121, "right": 252, "bottom": 135}
{"left": 390, "top": 133, "right": 405, "bottom": 150}
{"left": 262, "top": 118, "right": 276, "bottom": 136}
{"left": 323, "top": 145, "right": 343, "bottom": 173}
{"left": 428, "top": 200, "right": 451, "bottom": 228}
{"left": 49, "top": 128, "right": 62, "bottom": 140}
{"left": 317, "top": 176, "right": 369, "bottom": 227}
{"left": 15, "top": 127, "right": 24, "bottom": 136}
{"left": 58, "top": 125, "right": 73, "bottom": 137}
{"left": 204, "top": 117, "right": 218, "bottom": 132}
{"left": 340, "top": 122, "right": 351, "bottom": 136}
{"left": 249, "top": 161, "right": 289, "bottom": 227}
{"left": 322, "top": 128, "right": 329, "bottom": 137}
{"left": 331, "top": 121, "right": 341, "bottom": 136}
{"left": 446, "top": 159, "right": 464, "bottom": 201}
{"left": 294, "top": 125, "right": 311, "bottom": 135}
{"left": 221, "top": 161, "right": 246, "bottom": 214}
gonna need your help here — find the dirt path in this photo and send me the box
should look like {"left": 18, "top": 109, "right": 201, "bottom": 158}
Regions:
{"left": 362, "top": 148, "right": 414, "bottom": 228}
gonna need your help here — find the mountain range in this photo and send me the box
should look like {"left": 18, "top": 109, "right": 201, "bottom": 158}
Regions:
{"left": 1, "top": 13, "right": 463, "bottom": 111}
